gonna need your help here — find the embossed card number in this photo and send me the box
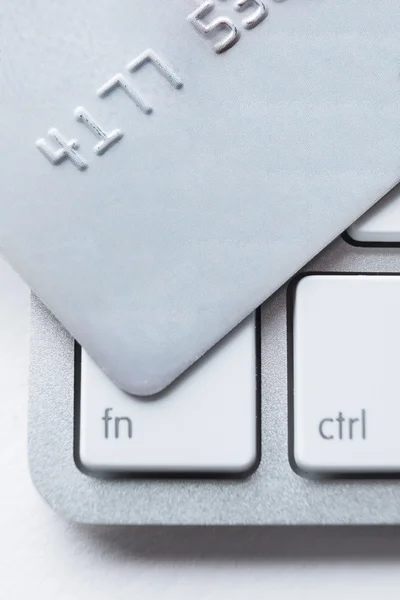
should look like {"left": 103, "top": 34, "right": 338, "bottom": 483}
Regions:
{"left": 36, "top": 2, "right": 268, "bottom": 170}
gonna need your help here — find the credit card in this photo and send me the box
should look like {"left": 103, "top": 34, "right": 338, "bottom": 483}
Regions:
{"left": 1, "top": 0, "right": 400, "bottom": 394}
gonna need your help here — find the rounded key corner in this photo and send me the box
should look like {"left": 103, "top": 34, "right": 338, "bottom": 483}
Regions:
{"left": 287, "top": 441, "right": 363, "bottom": 482}
{"left": 342, "top": 228, "right": 376, "bottom": 248}
{"left": 288, "top": 452, "right": 318, "bottom": 481}
{"left": 287, "top": 444, "right": 332, "bottom": 482}
{"left": 342, "top": 228, "right": 400, "bottom": 249}
{"left": 286, "top": 272, "right": 322, "bottom": 338}
{"left": 286, "top": 271, "right": 321, "bottom": 300}
{"left": 231, "top": 441, "right": 262, "bottom": 479}
{"left": 342, "top": 228, "right": 364, "bottom": 247}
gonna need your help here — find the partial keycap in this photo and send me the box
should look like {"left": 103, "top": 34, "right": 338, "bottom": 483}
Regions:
{"left": 291, "top": 275, "right": 400, "bottom": 474}
{"left": 78, "top": 315, "right": 258, "bottom": 475}
{"left": 347, "top": 184, "right": 400, "bottom": 243}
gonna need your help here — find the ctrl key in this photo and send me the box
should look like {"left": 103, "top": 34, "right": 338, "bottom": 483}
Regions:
{"left": 291, "top": 274, "right": 400, "bottom": 475}
{"left": 77, "top": 315, "right": 258, "bottom": 476}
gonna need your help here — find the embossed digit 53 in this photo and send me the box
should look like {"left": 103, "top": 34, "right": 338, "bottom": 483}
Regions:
{"left": 188, "top": 0, "right": 267, "bottom": 54}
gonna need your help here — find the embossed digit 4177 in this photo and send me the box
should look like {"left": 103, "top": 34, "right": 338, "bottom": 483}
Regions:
{"left": 36, "top": 50, "right": 183, "bottom": 171}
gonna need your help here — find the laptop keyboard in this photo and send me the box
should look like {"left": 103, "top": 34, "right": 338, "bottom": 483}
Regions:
{"left": 27, "top": 184, "right": 400, "bottom": 524}
{"left": 74, "top": 185, "right": 400, "bottom": 480}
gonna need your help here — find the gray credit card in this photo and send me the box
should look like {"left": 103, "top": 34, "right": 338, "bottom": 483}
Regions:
{"left": 1, "top": 0, "right": 400, "bottom": 395}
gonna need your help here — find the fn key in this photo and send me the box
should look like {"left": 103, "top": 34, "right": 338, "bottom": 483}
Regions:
{"left": 77, "top": 315, "right": 259, "bottom": 476}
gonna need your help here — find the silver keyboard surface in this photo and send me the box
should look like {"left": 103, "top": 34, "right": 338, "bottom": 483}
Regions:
{"left": 29, "top": 185, "right": 400, "bottom": 524}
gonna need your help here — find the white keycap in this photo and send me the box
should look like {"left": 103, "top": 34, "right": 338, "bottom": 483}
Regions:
{"left": 292, "top": 275, "right": 400, "bottom": 474}
{"left": 348, "top": 184, "right": 400, "bottom": 243}
{"left": 78, "top": 315, "right": 258, "bottom": 474}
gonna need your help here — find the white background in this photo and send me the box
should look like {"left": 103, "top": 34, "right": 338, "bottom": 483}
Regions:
{"left": 2, "top": 256, "right": 400, "bottom": 599}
